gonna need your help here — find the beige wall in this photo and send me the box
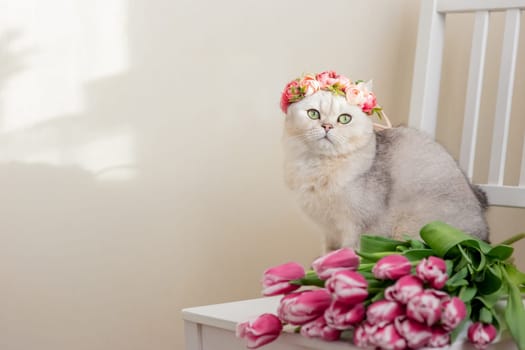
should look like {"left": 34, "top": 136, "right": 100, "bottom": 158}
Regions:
{"left": 0, "top": 1, "right": 523, "bottom": 349}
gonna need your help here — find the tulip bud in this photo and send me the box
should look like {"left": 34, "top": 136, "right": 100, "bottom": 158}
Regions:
{"left": 261, "top": 262, "right": 305, "bottom": 296}
{"left": 467, "top": 322, "right": 497, "bottom": 349}
{"left": 326, "top": 270, "right": 368, "bottom": 304}
{"left": 372, "top": 255, "right": 412, "bottom": 280}
{"left": 441, "top": 297, "right": 467, "bottom": 331}
{"left": 236, "top": 313, "right": 282, "bottom": 349}
{"left": 384, "top": 275, "right": 424, "bottom": 304}
{"left": 324, "top": 301, "right": 365, "bottom": 330}
{"left": 407, "top": 290, "right": 442, "bottom": 326}
{"left": 416, "top": 256, "right": 448, "bottom": 289}
{"left": 312, "top": 248, "right": 359, "bottom": 280}
{"left": 300, "top": 316, "right": 341, "bottom": 341}
{"left": 428, "top": 326, "right": 451, "bottom": 347}
{"left": 394, "top": 316, "right": 432, "bottom": 348}
{"left": 277, "top": 289, "right": 332, "bottom": 325}
{"left": 366, "top": 300, "right": 405, "bottom": 326}
{"left": 353, "top": 323, "right": 370, "bottom": 347}
{"left": 368, "top": 323, "right": 407, "bottom": 350}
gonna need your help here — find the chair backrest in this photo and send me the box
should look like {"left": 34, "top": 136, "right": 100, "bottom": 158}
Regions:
{"left": 408, "top": 0, "right": 525, "bottom": 207}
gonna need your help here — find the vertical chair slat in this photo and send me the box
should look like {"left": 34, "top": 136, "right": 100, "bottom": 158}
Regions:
{"left": 520, "top": 136, "right": 525, "bottom": 187}
{"left": 488, "top": 9, "right": 521, "bottom": 185}
{"left": 459, "top": 11, "right": 489, "bottom": 179}
{"left": 408, "top": 0, "right": 446, "bottom": 137}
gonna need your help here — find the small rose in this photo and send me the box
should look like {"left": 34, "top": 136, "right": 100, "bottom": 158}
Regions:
{"left": 236, "top": 313, "right": 282, "bottom": 349}
{"left": 416, "top": 256, "right": 448, "bottom": 289}
{"left": 300, "top": 316, "right": 341, "bottom": 341}
{"left": 326, "top": 270, "right": 368, "bottom": 304}
{"left": 324, "top": 301, "right": 365, "bottom": 330}
{"left": 372, "top": 255, "right": 412, "bottom": 280}
{"left": 315, "top": 71, "right": 341, "bottom": 87}
{"left": 394, "top": 316, "right": 433, "bottom": 348}
{"left": 299, "top": 75, "right": 321, "bottom": 97}
{"left": 345, "top": 85, "right": 366, "bottom": 106}
{"left": 361, "top": 91, "right": 377, "bottom": 114}
{"left": 467, "top": 322, "right": 497, "bottom": 350}
{"left": 428, "top": 326, "right": 451, "bottom": 348}
{"left": 384, "top": 275, "right": 424, "bottom": 304}
{"left": 441, "top": 297, "right": 467, "bottom": 331}
{"left": 277, "top": 289, "right": 332, "bottom": 325}
{"left": 280, "top": 80, "right": 301, "bottom": 113}
{"left": 261, "top": 262, "right": 305, "bottom": 296}
{"left": 407, "top": 290, "right": 443, "bottom": 326}
{"left": 312, "top": 247, "right": 359, "bottom": 280}
{"left": 368, "top": 323, "right": 407, "bottom": 350}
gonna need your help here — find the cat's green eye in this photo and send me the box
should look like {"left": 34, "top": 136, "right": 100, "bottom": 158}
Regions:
{"left": 338, "top": 114, "right": 352, "bottom": 124}
{"left": 307, "top": 109, "right": 320, "bottom": 120}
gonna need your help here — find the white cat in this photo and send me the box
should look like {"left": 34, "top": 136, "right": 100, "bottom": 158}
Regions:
{"left": 281, "top": 72, "right": 488, "bottom": 252}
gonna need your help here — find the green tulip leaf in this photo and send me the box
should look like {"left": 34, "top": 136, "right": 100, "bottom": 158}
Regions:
{"left": 459, "top": 285, "right": 477, "bottom": 302}
{"left": 402, "top": 249, "right": 435, "bottom": 261}
{"left": 420, "top": 221, "right": 486, "bottom": 257}
{"left": 503, "top": 268, "right": 525, "bottom": 350}
{"left": 487, "top": 245, "right": 514, "bottom": 261}
{"left": 479, "top": 307, "right": 493, "bottom": 324}
{"left": 360, "top": 235, "right": 407, "bottom": 254}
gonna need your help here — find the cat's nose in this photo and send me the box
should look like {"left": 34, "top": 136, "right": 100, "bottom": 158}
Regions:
{"left": 322, "top": 123, "right": 333, "bottom": 132}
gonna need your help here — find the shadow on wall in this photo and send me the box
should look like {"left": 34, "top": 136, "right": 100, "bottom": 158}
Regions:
{"left": 0, "top": 1, "right": 310, "bottom": 349}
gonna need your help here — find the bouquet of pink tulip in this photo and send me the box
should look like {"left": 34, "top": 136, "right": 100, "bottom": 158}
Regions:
{"left": 236, "top": 221, "right": 525, "bottom": 350}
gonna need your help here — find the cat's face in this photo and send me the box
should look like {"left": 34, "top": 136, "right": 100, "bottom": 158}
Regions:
{"left": 284, "top": 90, "right": 374, "bottom": 157}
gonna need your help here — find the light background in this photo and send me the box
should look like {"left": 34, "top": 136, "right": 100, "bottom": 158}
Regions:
{"left": 0, "top": 1, "right": 524, "bottom": 349}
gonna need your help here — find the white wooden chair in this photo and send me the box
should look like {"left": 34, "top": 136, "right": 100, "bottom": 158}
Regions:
{"left": 409, "top": 0, "right": 525, "bottom": 207}
{"left": 182, "top": 1, "right": 525, "bottom": 349}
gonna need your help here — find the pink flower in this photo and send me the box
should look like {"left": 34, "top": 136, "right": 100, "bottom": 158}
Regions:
{"left": 361, "top": 91, "right": 377, "bottom": 114}
{"left": 368, "top": 323, "right": 407, "bottom": 350}
{"left": 407, "top": 290, "right": 442, "bottom": 326}
{"left": 428, "top": 326, "right": 451, "bottom": 347}
{"left": 326, "top": 270, "right": 368, "bottom": 304}
{"left": 372, "top": 255, "right": 412, "bottom": 280}
{"left": 324, "top": 301, "right": 365, "bottom": 330}
{"left": 261, "top": 262, "right": 305, "bottom": 296}
{"left": 366, "top": 300, "right": 405, "bottom": 326}
{"left": 300, "top": 316, "right": 341, "bottom": 341}
{"left": 312, "top": 247, "right": 359, "bottom": 280}
{"left": 394, "top": 316, "right": 432, "bottom": 348}
{"left": 353, "top": 323, "right": 370, "bottom": 347}
{"left": 441, "top": 297, "right": 467, "bottom": 331}
{"left": 467, "top": 322, "right": 497, "bottom": 349}
{"left": 345, "top": 85, "right": 366, "bottom": 106}
{"left": 416, "top": 256, "right": 448, "bottom": 289}
{"left": 298, "top": 75, "right": 321, "bottom": 97}
{"left": 277, "top": 289, "right": 332, "bottom": 325}
{"left": 315, "top": 71, "right": 341, "bottom": 87}
{"left": 236, "top": 313, "right": 282, "bottom": 349}
{"left": 280, "top": 80, "right": 301, "bottom": 113}
{"left": 384, "top": 275, "right": 424, "bottom": 304}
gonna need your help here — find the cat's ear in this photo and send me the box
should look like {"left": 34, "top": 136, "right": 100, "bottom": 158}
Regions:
{"left": 364, "top": 80, "right": 373, "bottom": 92}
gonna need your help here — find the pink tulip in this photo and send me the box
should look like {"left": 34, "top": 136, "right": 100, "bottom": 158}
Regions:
{"left": 261, "top": 262, "right": 305, "bottom": 296}
{"left": 467, "top": 322, "right": 497, "bottom": 349}
{"left": 372, "top": 255, "right": 412, "bottom": 280}
{"left": 326, "top": 270, "right": 368, "bottom": 304}
{"left": 312, "top": 248, "right": 359, "bottom": 280}
{"left": 353, "top": 323, "right": 370, "bottom": 347}
{"left": 366, "top": 300, "right": 405, "bottom": 326}
{"left": 441, "top": 297, "right": 467, "bottom": 331}
{"left": 384, "top": 275, "right": 424, "bottom": 304}
{"left": 416, "top": 256, "right": 448, "bottom": 289}
{"left": 428, "top": 326, "right": 451, "bottom": 347}
{"left": 277, "top": 289, "right": 332, "bottom": 325}
{"left": 324, "top": 301, "right": 365, "bottom": 330}
{"left": 368, "top": 323, "right": 407, "bottom": 350}
{"left": 407, "top": 290, "right": 442, "bottom": 326}
{"left": 394, "top": 316, "right": 432, "bottom": 348}
{"left": 300, "top": 316, "right": 341, "bottom": 341}
{"left": 236, "top": 313, "right": 282, "bottom": 349}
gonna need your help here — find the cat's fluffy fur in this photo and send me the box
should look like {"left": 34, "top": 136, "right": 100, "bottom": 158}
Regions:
{"left": 283, "top": 90, "right": 488, "bottom": 251}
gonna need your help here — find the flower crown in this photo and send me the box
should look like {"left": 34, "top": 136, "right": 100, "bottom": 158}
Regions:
{"left": 280, "top": 71, "right": 383, "bottom": 119}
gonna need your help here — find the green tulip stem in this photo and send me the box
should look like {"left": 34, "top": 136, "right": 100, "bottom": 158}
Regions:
{"left": 499, "top": 233, "right": 525, "bottom": 246}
